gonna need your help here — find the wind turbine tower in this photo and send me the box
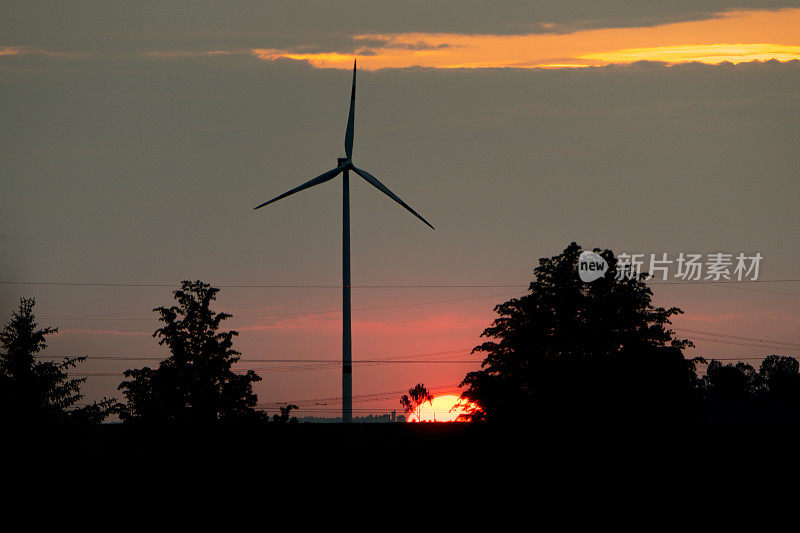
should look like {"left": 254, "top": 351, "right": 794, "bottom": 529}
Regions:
{"left": 254, "top": 60, "right": 434, "bottom": 422}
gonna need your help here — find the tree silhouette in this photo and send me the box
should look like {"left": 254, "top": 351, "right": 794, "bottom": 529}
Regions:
{"left": 699, "top": 355, "right": 800, "bottom": 422}
{"left": 0, "top": 297, "right": 113, "bottom": 423}
{"left": 757, "top": 355, "right": 800, "bottom": 420}
{"left": 759, "top": 355, "right": 799, "bottom": 396}
{"left": 701, "top": 359, "right": 761, "bottom": 422}
{"left": 459, "top": 243, "right": 700, "bottom": 424}
{"left": 400, "top": 383, "right": 433, "bottom": 422}
{"left": 116, "top": 280, "right": 265, "bottom": 424}
{"left": 273, "top": 404, "right": 299, "bottom": 424}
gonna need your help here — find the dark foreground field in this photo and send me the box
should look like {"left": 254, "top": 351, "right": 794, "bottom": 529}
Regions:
{"left": 14, "top": 421, "right": 800, "bottom": 468}
{"left": 9, "top": 422, "right": 800, "bottom": 500}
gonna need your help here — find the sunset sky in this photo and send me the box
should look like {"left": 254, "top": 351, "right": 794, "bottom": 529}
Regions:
{"left": 1, "top": 1, "right": 799, "bottom": 418}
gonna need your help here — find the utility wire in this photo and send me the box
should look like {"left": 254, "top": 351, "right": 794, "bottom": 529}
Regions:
{"left": 40, "top": 323, "right": 800, "bottom": 363}
{"left": 1, "top": 281, "right": 521, "bottom": 288}
{"left": 39, "top": 292, "right": 520, "bottom": 322}
{"left": 10, "top": 278, "right": 799, "bottom": 328}
{"left": 65, "top": 354, "right": 798, "bottom": 377}
{"left": 40, "top": 347, "right": 475, "bottom": 362}
{"left": 673, "top": 327, "right": 800, "bottom": 349}
{"left": 259, "top": 383, "right": 463, "bottom": 407}
{"left": 3, "top": 279, "right": 800, "bottom": 288}
{"left": 68, "top": 360, "right": 481, "bottom": 377}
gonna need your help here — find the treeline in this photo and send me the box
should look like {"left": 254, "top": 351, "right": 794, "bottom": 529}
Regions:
{"left": 459, "top": 243, "right": 800, "bottom": 425}
{"left": 0, "top": 281, "right": 296, "bottom": 424}
{"left": 2, "top": 243, "right": 799, "bottom": 425}
{"left": 700, "top": 356, "right": 800, "bottom": 423}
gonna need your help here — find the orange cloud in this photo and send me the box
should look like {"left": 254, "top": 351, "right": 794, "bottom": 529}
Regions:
{"left": 580, "top": 44, "right": 800, "bottom": 64}
{"left": 0, "top": 46, "right": 91, "bottom": 59}
{"left": 253, "top": 9, "right": 800, "bottom": 69}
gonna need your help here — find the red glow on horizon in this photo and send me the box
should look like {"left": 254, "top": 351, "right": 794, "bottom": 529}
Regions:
{"left": 406, "top": 394, "right": 475, "bottom": 422}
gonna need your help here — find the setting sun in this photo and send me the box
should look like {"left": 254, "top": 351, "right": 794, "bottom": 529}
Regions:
{"left": 406, "top": 395, "right": 474, "bottom": 422}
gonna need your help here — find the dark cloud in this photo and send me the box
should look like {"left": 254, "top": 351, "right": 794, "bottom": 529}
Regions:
{"left": 254, "top": 36, "right": 453, "bottom": 56}
{"left": 1, "top": 1, "right": 799, "bottom": 54}
{"left": 353, "top": 37, "right": 452, "bottom": 52}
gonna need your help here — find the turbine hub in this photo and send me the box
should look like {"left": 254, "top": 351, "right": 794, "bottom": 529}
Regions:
{"left": 337, "top": 157, "right": 349, "bottom": 166}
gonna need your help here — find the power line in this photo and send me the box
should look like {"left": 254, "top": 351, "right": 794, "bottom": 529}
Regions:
{"left": 259, "top": 383, "right": 463, "bottom": 407}
{"left": 65, "top": 353, "right": 797, "bottom": 376}
{"left": 39, "top": 292, "right": 520, "bottom": 322}
{"left": 688, "top": 337, "right": 800, "bottom": 355}
{"left": 56, "top": 347, "right": 479, "bottom": 376}
{"left": 263, "top": 409, "right": 414, "bottom": 413}
{"left": 3, "top": 279, "right": 800, "bottom": 289}
{"left": 673, "top": 327, "right": 800, "bottom": 349}
{"left": 29, "top": 282, "right": 800, "bottom": 323}
{"left": 0, "top": 281, "right": 522, "bottom": 288}
{"left": 68, "top": 360, "right": 480, "bottom": 377}
{"left": 706, "top": 285, "right": 800, "bottom": 296}
{"left": 40, "top": 323, "right": 800, "bottom": 363}
{"left": 64, "top": 351, "right": 800, "bottom": 407}
{"left": 694, "top": 356, "right": 792, "bottom": 362}
{"left": 40, "top": 347, "right": 476, "bottom": 362}
{"left": 37, "top": 323, "right": 800, "bottom": 377}
{"left": 650, "top": 279, "right": 800, "bottom": 285}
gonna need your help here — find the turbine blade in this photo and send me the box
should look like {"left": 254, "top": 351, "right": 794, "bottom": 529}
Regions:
{"left": 254, "top": 165, "right": 344, "bottom": 210}
{"left": 352, "top": 166, "right": 435, "bottom": 230}
{"left": 344, "top": 59, "right": 356, "bottom": 159}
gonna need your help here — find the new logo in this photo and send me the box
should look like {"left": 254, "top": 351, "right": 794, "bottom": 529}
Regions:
{"left": 577, "top": 250, "right": 608, "bottom": 282}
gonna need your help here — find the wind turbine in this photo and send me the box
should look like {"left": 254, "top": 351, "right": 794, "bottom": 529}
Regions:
{"left": 254, "top": 60, "right": 434, "bottom": 423}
